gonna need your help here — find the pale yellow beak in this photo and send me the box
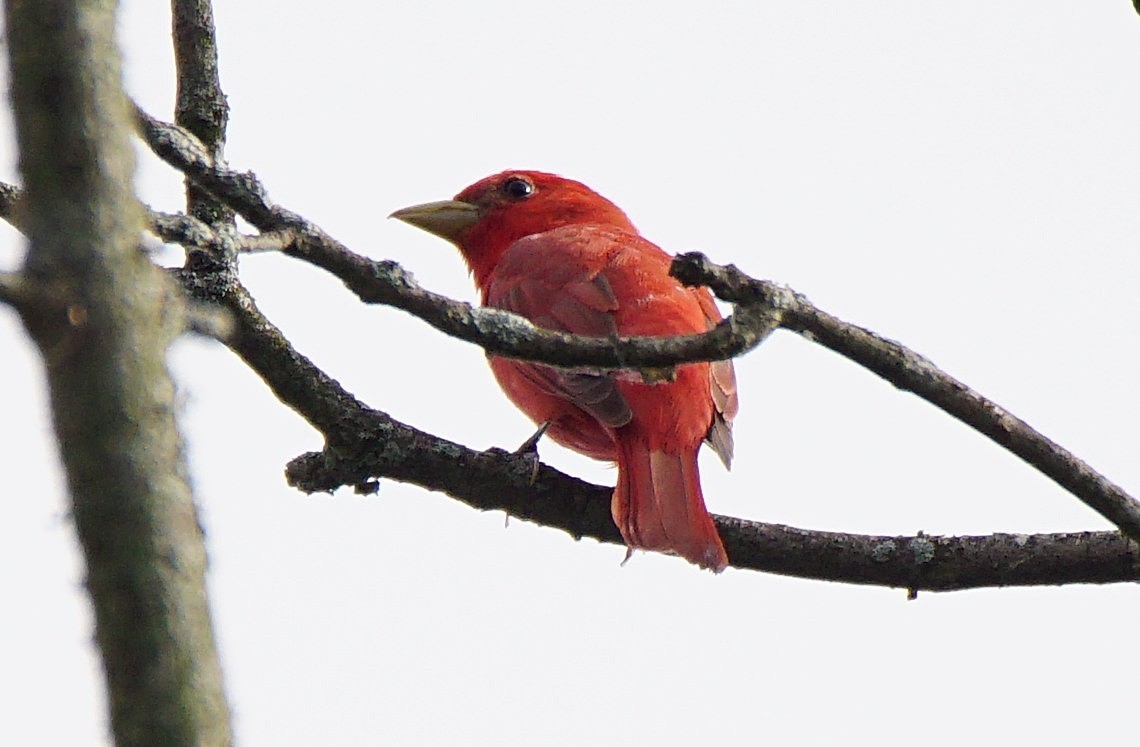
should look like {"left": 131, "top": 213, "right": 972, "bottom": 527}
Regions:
{"left": 389, "top": 200, "right": 482, "bottom": 245}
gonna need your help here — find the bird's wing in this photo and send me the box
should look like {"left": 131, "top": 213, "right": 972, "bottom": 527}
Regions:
{"left": 488, "top": 230, "right": 632, "bottom": 428}
{"left": 486, "top": 224, "right": 735, "bottom": 450}
{"left": 695, "top": 291, "right": 738, "bottom": 468}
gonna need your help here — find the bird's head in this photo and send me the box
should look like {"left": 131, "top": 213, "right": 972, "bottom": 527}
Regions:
{"left": 390, "top": 170, "right": 635, "bottom": 286}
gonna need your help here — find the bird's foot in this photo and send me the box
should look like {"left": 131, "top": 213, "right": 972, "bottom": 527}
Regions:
{"left": 514, "top": 420, "right": 551, "bottom": 455}
{"left": 512, "top": 420, "right": 551, "bottom": 484}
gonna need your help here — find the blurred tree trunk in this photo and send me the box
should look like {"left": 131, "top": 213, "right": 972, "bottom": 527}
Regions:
{"left": 4, "top": 1, "right": 232, "bottom": 745}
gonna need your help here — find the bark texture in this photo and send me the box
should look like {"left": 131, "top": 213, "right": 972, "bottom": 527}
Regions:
{"left": 4, "top": 0, "right": 232, "bottom": 744}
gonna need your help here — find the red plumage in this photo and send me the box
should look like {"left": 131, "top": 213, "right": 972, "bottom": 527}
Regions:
{"left": 393, "top": 171, "right": 738, "bottom": 571}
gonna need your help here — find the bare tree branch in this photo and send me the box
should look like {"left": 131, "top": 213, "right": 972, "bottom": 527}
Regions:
{"left": 175, "top": 259, "right": 377, "bottom": 440}
{"left": 671, "top": 253, "right": 1140, "bottom": 548}
{"left": 6, "top": 182, "right": 276, "bottom": 258}
{"left": 164, "top": 223, "right": 1140, "bottom": 591}
{"left": 286, "top": 442, "right": 1140, "bottom": 592}
{"left": 0, "top": 270, "right": 31, "bottom": 309}
{"left": 8, "top": 102, "right": 1138, "bottom": 583}
{"left": 131, "top": 107, "right": 782, "bottom": 372}
{"left": 0, "top": 179, "right": 21, "bottom": 229}
{"left": 6, "top": 78, "right": 1133, "bottom": 591}
{"left": 171, "top": 0, "right": 231, "bottom": 228}
{"left": 150, "top": 208, "right": 232, "bottom": 254}
{"left": 126, "top": 111, "right": 1140, "bottom": 551}
{"left": 193, "top": 259, "right": 1140, "bottom": 590}
{"left": 150, "top": 209, "right": 292, "bottom": 254}
{"left": 4, "top": 0, "right": 232, "bottom": 744}
{"left": 180, "top": 267, "right": 1140, "bottom": 590}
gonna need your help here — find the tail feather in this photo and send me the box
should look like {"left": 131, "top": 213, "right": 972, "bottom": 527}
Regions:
{"left": 612, "top": 438, "right": 728, "bottom": 572}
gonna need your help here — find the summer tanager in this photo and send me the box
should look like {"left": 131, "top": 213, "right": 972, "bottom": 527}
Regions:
{"left": 391, "top": 171, "right": 738, "bottom": 571}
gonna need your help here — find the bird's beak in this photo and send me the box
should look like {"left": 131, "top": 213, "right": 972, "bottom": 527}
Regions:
{"left": 389, "top": 200, "right": 482, "bottom": 245}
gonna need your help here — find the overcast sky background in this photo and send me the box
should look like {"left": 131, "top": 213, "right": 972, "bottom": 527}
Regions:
{"left": 3, "top": 1, "right": 1140, "bottom": 744}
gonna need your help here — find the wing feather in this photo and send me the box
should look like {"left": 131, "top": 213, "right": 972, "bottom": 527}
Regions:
{"left": 489, "top": 235, "right": 631, "bottom": 428}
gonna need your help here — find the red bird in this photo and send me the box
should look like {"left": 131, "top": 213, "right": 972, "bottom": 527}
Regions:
{"left": 392, "top": 171, "right": 738, "bottom": 571}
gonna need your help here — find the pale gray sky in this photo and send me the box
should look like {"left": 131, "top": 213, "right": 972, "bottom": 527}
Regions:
{"left": 3, "top": 1, "right": 1139, "bottom": 744}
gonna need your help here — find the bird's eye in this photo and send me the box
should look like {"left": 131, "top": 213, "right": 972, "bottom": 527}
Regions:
{"left": 502, "top": 176, "right": 535, "bottom": 201}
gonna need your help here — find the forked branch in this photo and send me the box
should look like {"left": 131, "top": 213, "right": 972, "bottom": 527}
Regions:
{"left": 3, "top": 107, "right": 1135, "bottom": 589}
{"left": 128, "top": 109, "right": 1140, "bottom": 551}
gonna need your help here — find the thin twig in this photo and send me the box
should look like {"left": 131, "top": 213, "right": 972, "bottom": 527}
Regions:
{"left": 0, "top": 270, "right": 31, "bottom": 310}
{"left": 130, "top": 114, "right": 1140, "bottom": 547}
{"left": 108, "top": 105, "right": 1140, "bottom": 574}
{"left": 236, "top": 228, "right": 297, "bottom": 253}
{"left": 166, "top": 236, "right": 1140, "bottom": 590}
{"left": 150, "top": 209, "right": 232, "bottom": 254}
{"left": 672, "top": 253, "right": 1140, "bottom": 547}
{"left": 147, "top": 216, "right": 1140, "bottom": 590}
{"left": 131, "top": 107, "right": 782, "bottom": 371}
{"left": 172, "top": 0, "right": 232, "bottom": 228}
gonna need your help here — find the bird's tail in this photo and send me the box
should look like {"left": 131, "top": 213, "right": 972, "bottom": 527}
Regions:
{"left": 612, "top": 438, "right": 728, "bottom": 572}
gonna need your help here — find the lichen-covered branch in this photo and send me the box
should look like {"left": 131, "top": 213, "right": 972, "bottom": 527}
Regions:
{"left": 3, "top": 82, "right": 1130, "bottom": 593}
{"left": 168, "top": 234, "right": 1140, "bottom": 591}
{"left": 132, "top": 107, "right": 782, "bottom": 371}
{"left": 4, "top": 0, "right": 232, "bottom": 744}
{"left": 127, "top": 113, "right": 1140, "bottom": 550}
{"left": 122, "top": 108, "right": 1140, "bottom": 573}
{"left": 189, "top": 258, "right": 1140, "bottom": 590}
{"left": 287, "top": 438, "right": 1139, "bottom": 590}
{"left": 171, "top": 0, "right": 231, "bottom": 227}
{"left": 0, "top": 179, "right": 21, "bottom": 229}
{"left": 6, "top": 117, "right": 1137, "bottom": 585}
{"left": 176, "top": 256, "right": 377, "bottom": 441}
{"left": 672, "top": 253, "right": 1140, "bottom": 548}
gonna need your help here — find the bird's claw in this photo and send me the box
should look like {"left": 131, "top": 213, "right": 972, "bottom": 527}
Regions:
{"left": 514, "top": 420, "right": 551, "bottom": 455}
{"left": 512, "top": 420, "right": 551, "bottom": 484}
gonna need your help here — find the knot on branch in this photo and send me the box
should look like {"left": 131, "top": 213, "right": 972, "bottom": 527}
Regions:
{"left": 671, "top": 251, "right": 800, "bottom": 311}
{"left": 370, "top": 259, "right": 417, "bottom": 291}
{"left": 222, "top": 169, "right": 267, "bottom": 203}
{"left": 471, "top": 307, "right": 540, "bottom": 344}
